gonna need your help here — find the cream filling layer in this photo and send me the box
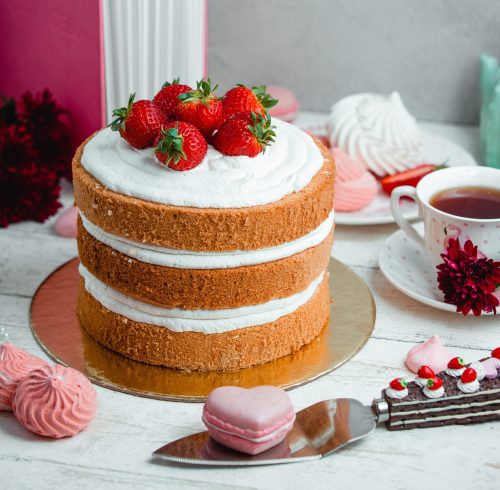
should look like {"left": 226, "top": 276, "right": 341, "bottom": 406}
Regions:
{"left": 389, "top": 409, "right": 500, "bottom": 427}
{"left": 392, "top": 399, "right": 500, "bottom": 417}
{"left": 203, "top": 416, "right": 295, "bottom": 444}
{"left": 80, "top": 211, "right": 334, "bottom": 269}
{"left": 390, "top": 388, "right": 500, "bottom": 407}
{"left": 81, "top": 119, "right": 323, "bottom": 209}
{"left": 79, "top": 265, "right": 325, "bottom": 334}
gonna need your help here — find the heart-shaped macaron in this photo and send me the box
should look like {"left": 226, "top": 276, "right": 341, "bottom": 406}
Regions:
{"left": 202, "top": 386, "right": 295, "bottom": 455}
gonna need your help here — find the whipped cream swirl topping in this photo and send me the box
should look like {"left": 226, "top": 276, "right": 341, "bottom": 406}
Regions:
{"left": 415, "top": 376, "right": 431, "bottom": 388}
{"left": 327, "top": 92, "right": 421, "bottom": 176}
{"left": 469, "top": 361, "right": 486, "bottom": 381}
{"left": 81, "top": 119, "right": 323, "bottom": 209}
{"left": 79, "top": 265, "right": 324, "bottom": 334}
{"left": 446, "top": 367, "right": 465, "bottom": 378}
{"left": 423, "top": 385, "right": 445, "bottom": 399}
{"left": 80, "top": 211, "right": 334, "bottom": 270}
{"left": 457, "top": 378, "right": 480, "bottom": 394}
{"left": 385, "top": 387, "right": 408, "bottom": 399}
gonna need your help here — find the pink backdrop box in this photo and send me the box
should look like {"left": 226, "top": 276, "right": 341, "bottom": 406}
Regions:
{"left": 0, "top": 0, "right": 105, "bottom": 147}
{"left": 0, "top": 0, "right": 207, "bottom": 149}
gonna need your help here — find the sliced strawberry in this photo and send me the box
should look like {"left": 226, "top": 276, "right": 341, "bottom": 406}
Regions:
{"left": 492, "top": 347, "right": 500, "bottom": 359}
{"left": 177, "top": 78, "right": 224, "bottom": 137}
{"left": 222, "top": 85, "right": 278, "bottom": 119}
{"left": 426, "top": 376, "right": 443, "bottom": 390}
{"left": 461, "top": 367, "right": 477, "bottom": 384}
{"left": 110, "top": 93, "right": 167, "bottom": 149}
{"left": 380, "top": 164, "right": 445, "bottom": 195}
{"left": 389, "top": 377, "right": 408, "bottom": 391}
{"left": 212, "top": 112, "right": 276, "bottom": 157}
{"left": 154, "top": 121, "right": 207, "bottom": 171}
{"left": 448, "top": 357, "right": 465, "bottom": 369}
{"left": 153, "top": 78, "right": 192, "bottom": 118}
{"left": 417, "top": 365, "right": 435, "bottom": 379}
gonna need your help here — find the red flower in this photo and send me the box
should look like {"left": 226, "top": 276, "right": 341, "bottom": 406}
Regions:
{"left": 0, "top": 126, "right": 61, "bottom": 227}
{"left": 437, "top": 238, "right": 500, "bottom": 316}
{"left": 0, "top": 90, "right": 70, "bottom": 227}
{"left": 17, "top": 90, "right": 73, "bottom": 181}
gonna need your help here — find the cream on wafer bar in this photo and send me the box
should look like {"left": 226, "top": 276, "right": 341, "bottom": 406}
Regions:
{"left": 382, "top": 349, "right": 500, "bottom": 431}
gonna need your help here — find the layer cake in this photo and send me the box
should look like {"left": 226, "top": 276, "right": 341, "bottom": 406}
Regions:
{"left": 74, "top": 117, "right": 335, "bottom": 371}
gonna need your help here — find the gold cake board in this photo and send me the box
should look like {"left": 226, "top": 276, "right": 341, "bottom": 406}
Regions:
{"left": 30, "top": 258, "right": 375, "bottom": 402}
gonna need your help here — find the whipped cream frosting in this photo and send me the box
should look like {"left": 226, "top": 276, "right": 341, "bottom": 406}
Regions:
{"left": 80, "top": 211, "right": 334, "bottom": 269}
{"left": 415, "top": 376, "right": 431, "bottom": 388}
{"left": 446, "top": 367, "right": 465, "bottom": 377}
{"left": 327, "top": 92, "right": 421, "bottom": 176}
{"left": 203, "top": 416, "right": 295, "bottom": 444}
{"left": 385, "top": 387, "right": 408, "bottom": 399}
{"left": 81, "top": 119, "right": 323, "bottom": 209}
{"left": 423, "top": 385, "right": 445, "bottom": 399}
{"left": 79, "top": 265, "right": 324, "bottom": 333}
{"left": 457, "top": 378, "right": 480, "bottom": 394}
{"left": 469, "top": 361, "right": 486, "bottom": 381}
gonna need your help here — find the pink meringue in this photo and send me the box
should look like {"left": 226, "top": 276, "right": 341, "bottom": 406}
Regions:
{"left": 332, "top": 147, "right": 378, "bottom": 211}
{"left": 0, "top": 343, "right": 47, "bottom": 411}
{"left": 406, "top": 335, "right": 453, "bottom": 374}
{"left": 13, "top": 364, "right": 97, "bottom": 438}
{"left": 54, "top": 206, "right": 78, "bottom": 238}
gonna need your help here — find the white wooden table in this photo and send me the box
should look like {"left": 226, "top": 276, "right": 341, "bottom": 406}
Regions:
{"left": 1, "top": 117, "right": 498, "bottom": 490}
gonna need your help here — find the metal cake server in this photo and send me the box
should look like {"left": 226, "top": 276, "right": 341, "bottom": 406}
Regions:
{"left": 152, "top": 398, "right": 389, "bottom": 467}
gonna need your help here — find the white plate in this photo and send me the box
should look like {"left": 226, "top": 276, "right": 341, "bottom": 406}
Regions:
{"left": 378, "top": 222, "right": 494, "bottom": 315}
{"left": 299, "top": 119, "right": 477, "bottom": 225}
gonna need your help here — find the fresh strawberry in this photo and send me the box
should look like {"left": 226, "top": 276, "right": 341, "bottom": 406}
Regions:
{"left": 461, "top": 367, "right": 477, "bottom": 384}
{"left": 492, "top": 347, "right": 500, "bottom": 359}
{"left": 110, "top": 93, "right": 167, "bottom": 149}
{"left": 154, "top": 121, "right": 207, "bottom": 171}
{"left": 448, "top": 357, "right": 465, "bottom": 369}
{"left": 222, "top": 84, "right": 278, "bottom": 119}
{"left": 380, "top": 164, "right": 446, "bottom": 195}
{"left": 176, "top": 79, "right": 223, "bottom": 137}
{"left": 426, "top": 376, "right": 443, "bottom": 390}
{"left": 212, "top": 112, "right": 276, "bottom": 157}
{"left": 417, "top": 365, "right": 435, "bottom": 379}
{"left": 389, "top": 378, "right": 408, "bottom": 391}
{"left": 153, "top": 78, "right": 192, "bottom": 118}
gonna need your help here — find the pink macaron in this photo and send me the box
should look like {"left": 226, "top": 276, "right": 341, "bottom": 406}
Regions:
{"left": 332, "top": 147, "right": 378, "bottom": 212}
{"left": 267, "top": 86, "right": 299, "bottom": 123}
{"left": 202, "top": 386, "right": 295, "bottom": 455}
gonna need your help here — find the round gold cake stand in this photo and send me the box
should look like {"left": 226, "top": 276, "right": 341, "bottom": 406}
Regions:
{"left": 30, "top": 258, "right": 375, "bottom": 402}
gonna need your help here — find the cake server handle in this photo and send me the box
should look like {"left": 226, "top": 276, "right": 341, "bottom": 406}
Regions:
{"left": 371, "top": 397, "right": 390, "bottom": 423}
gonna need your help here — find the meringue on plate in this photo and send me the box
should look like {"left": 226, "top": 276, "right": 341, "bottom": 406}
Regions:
{"left": 332, "top": 147, "right": 378, "bottom": 212}
{"left": 327, "top": 92, "right": 422, "bottom": 176}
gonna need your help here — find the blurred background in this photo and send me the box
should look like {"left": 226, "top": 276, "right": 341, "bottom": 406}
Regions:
{"left": 1, "top": 0, "right": 500, "bottom": 142}
{"left": 209, "top": 0, "right": 500, "bottom": 125}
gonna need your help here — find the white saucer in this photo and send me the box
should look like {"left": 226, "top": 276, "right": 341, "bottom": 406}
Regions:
{"left": 378, "top": 222, "right": 494, "bottom": 315}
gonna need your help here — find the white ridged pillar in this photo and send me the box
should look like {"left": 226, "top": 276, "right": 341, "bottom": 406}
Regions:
{"left": 102, "top": 0, "right": 206, "bottom": 123}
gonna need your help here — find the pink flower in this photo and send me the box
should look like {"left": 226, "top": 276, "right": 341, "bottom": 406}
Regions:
{"left": 437, "top": 239, "right": 500, "bottom": 316}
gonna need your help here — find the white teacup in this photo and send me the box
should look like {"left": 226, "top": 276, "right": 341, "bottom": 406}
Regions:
{"left": 390, "top": 166, "right": 500, "bottom": 269}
